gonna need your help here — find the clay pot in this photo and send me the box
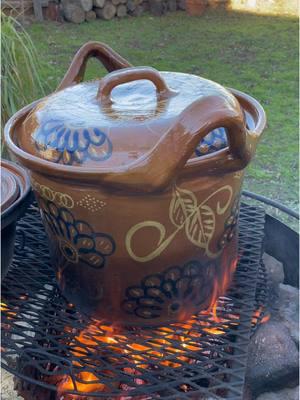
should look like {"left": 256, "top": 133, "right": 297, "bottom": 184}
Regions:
{"left": 186, "top": 0, "right": 206, "bottom": 16}
{"left": 1, "top": 160, "right": 31, "bottom": 279}
{"left": 5, "top": 42, "right": 266, "bottom": 325}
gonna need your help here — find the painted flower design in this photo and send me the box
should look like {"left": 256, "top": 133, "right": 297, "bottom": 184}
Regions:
{"left": 122, "top": 260, "right": 215, "bottom": 319}
{"left": 218, "top": 197, "right": 240, "bottom": 249}
{"left": 40, "top": 200, "right": 115, "bottom": 269}
{"left": 34, "top": 119, "right": 113, "bottom": 165}
{"left": 195, "top": 127, "right": 227, "bottom": 157}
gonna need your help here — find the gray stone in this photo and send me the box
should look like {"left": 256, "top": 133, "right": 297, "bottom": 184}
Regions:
{"left": 246, "top": 320, "right": 299, "bottom": 396}
{"left": 256, "top": 386, "right": 299, "bottom": 400}
{"left": 278, "top": 283, "right": 299, "bottom": 346}
{"left": 263, "top": 253, "right": 284, "bottom": 286}
{"left": 0, "top": 368, "right": 22, "bottom": 400}
{"left": 279, "top": 283, "right": 299, "bottom": 310}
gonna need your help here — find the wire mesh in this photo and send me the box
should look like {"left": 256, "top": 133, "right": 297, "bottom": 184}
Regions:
{"left": 1, "top": 200, "right": 266, "bottom": 400}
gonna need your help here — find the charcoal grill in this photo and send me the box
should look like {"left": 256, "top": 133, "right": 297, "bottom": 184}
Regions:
{"left": 2, "top": 193, "right": 293, "bottom": 400}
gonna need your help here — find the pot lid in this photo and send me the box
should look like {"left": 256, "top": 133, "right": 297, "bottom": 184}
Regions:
{"left": 18, "top": 67, "right": 233, "bottom": 169}
{"left": 1, "top": 160, "right": 31, "bottom": 229}
{"left": 1, "top": 165, "right": 20, "bottom": 213}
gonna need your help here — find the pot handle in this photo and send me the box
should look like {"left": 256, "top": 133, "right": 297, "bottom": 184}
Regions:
{"left": 99, "top": 93, "right": 252, "bottom": 193}
{"left": 97, "top": 67, "right": 175, "bottom": 103}
{"left": 57, "top": 41, "right": 132, "bottom": 91}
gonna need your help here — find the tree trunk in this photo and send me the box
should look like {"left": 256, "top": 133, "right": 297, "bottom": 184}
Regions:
{"left": 126, "top": 0, "right": 135, "bottom": 11}
{"left": 95, "top": 1, "right": 116, "bottom": 18}
{"left": 163, "top": 0, "right": 169, "bottom": 12}
{"left": 33, "top": 0, "right": 43, "bottom": 21}
{"left": 168, "top": 0, "right": 177, "bottom": 11}
{"left": 93, "top": 0, "right": 105, "bottom": 7}
{"left": 207, "top": 0, "right": 226, "bottom": 8}
{"left": 80, "top": 0, "right": 93, "bottom": 11}
{"left": 131, "top": 3, "right": 143, "bottom": 15}
{"left": 85, "top": 9, "right": 96, "bottom": 19}
{"left": 185, "top": 0, "right": 206, "bottom": 15}
{"left": 116, "top": 3, "right": 127, "bottom": 16}
{"left": 142, "top": 1, "right": 150, "bottom": 11}
{"left": 45, "top": 2, "right": 64, "bottom": 21}
{"left": 177, "top": 0, "right": 186, "bottom": 9}
{"left": 63, "top": 3, "right": 85, "bottom": 22}
{"left": 149, "top": 0, "right": 165, "bottom": 15}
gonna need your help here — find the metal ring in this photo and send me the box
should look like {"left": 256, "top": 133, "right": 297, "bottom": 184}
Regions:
{"left": 242, "top": 190, "right": 299, "bottom": 220}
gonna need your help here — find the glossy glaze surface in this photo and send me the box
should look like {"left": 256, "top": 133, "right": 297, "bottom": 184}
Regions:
{"left": 20, "top": 70, "right": 235, "bottom": 168}
{"left": 4, "top": 42, "right": 266, "bottom": 325}
{"left": 1, "top": 168, "right": 19, "bottom": 212}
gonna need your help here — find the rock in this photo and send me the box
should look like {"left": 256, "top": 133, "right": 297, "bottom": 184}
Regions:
{"left": 256, "top": 386, "right": 299, "bottom": 400}
{"left": 263, "top": 253, "right": 284, "bottom": 286}
{"left": 1, "top": 369, "right": 23, "bottom": 400}
{"left": 246, "top": 320, "right": 299, "bottom": 396}
{"left": 278, "top": 283, "right": 299, "bottom": 346}
{"left": 262, "top": 253, "right": 285, "bottom": 317}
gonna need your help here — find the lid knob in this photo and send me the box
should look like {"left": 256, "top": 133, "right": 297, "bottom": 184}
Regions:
{"left": 97, "top": 67, "right": 176, "bottom": 104}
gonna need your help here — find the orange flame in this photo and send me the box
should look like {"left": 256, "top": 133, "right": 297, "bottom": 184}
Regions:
{"left": 2, "top": 253, "right": 269, "bottom": 399}
{"left": 252, "top": 307, "right": 270, "bottom": 325}
{"left": 203, "top": 256, "right": 238, "bottom": 324}
{"left": 0, "top": 302, "right": 17, "bottom": 320}
{"left": 55, "top": 309, "right": 235, "bottom": 398}
{"left": 58, "top": 372, "right": 106, "bottom": 397}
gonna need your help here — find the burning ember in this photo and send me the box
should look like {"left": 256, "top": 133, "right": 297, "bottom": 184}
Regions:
{"left": 1, "top": 257, "right": 246, "bottom": 400}
{"left": 251, "top": 307, "right": 270, "bottom": 326}
{"left": 44, "top": 294, "right": 242, "bottom": 399}
{"left": 1, "top": 252, "right": 267, "bottom": 400}
{"left": 48, "top": 260, "right": 239, "bottom": 400}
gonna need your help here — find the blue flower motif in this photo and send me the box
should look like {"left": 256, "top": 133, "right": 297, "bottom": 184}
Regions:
{"left": 41, "top": 200, "right": 115, "bottom": 269}
{"left": 34, "top": 119, "right": 113, "bottom": 165}
{"left": 195, "top": 127, "right": 227, "bottom": 157}
{"left": 122, "top": 260, "right": 215, "bottom": 319}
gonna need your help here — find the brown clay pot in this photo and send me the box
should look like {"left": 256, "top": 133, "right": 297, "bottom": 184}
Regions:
{"left": 5, "top": 42, "right": 266, "bottom": 326}
{"left": 1, "top": 160, "right": 31, "bottom": 279}
{"left": 186, "top": 0, "right": 206, "bottom": 16}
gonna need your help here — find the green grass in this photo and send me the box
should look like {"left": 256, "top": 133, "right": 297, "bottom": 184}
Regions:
{"left": 1, "top": 12, "right": 45, "bottom": 154}
{"left": 27, "top": 9, "right": 298, "bottom": 209}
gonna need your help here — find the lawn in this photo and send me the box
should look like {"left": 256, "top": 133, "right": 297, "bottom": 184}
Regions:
{"left": 27, "top": 9, "right": 298, "bottom": 209}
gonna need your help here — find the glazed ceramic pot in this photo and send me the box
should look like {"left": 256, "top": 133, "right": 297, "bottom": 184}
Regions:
{"left": 5, "top": 42, "right": 266, "bottom": 325}
{"left": 1, "top": 160, "right": 31, "bottom": 279}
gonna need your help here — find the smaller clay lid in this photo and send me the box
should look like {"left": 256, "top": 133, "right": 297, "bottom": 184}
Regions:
{"left": 1, "top": 160, "right": 31, "bottom": 228}
{"left": 1, "top": 166, "right": 20, "bottom": 213}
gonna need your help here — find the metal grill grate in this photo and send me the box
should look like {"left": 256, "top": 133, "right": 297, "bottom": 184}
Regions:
{"left": 1, "top": 201, "right": 266, "bottom": 400}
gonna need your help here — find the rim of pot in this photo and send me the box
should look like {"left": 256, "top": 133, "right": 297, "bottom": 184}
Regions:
{"left": 4, "top": 88, "right": 266, "bottom": 188}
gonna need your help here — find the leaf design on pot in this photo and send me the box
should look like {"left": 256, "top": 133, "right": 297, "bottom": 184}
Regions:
{"left": 185, "top": 204, "right": 215, "bottom": 249}
{"left": 126, "top": 185, "right": 233, "bottom": 262}
{"left": 170, "top": 187, "right": 216, "bottom": 249}
{"left": 169, "top": 187, "right": 197, "bottom": 227}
